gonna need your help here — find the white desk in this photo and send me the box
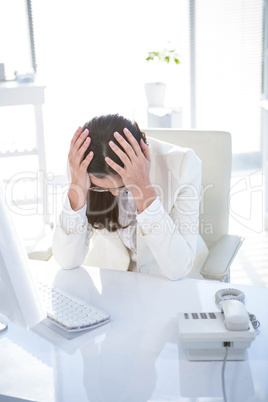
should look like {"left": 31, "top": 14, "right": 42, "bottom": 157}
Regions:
{"left": 0, "top": 260, "right": 268, "bottom": 402}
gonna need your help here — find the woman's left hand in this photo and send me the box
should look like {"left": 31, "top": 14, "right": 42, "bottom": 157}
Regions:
{"left": 105, "top": 128, "right": 157, "bottom": 212}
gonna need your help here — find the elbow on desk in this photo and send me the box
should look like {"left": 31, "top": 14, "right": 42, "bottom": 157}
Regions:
{"left": 161, "top": 257, "right": 193, "bottom": 281}
{"left": 52, "top": 250, "right": 83, "bottom": 270}
{"left": 163, "top": 267, "right": 191, "bottom": 281}
{"left": 52, "top": 242, "right": 86, "bottom": 270}
{"left": 52, "top": 228, "right": 88, "bottom": 270}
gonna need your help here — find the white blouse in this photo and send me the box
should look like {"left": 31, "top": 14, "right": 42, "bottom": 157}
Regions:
{"left": 60, "top": 192, "right": 167, "bottom": 271}
{"left": 53, "top": 137, "right": 210, "bottom": 280}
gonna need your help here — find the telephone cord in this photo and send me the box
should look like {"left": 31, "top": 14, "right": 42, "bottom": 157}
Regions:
{"left": 222, "top": 345, "right": 229, "bottom": 402}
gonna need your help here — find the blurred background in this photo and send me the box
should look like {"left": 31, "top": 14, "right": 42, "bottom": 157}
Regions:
{"left": 0, "top": 0, "right": 267, "bottom": 285}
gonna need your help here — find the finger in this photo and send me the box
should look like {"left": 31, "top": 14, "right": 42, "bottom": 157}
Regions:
{"left": 140, "top": 138, "right": 151, "bottom": 162}
{"left": 113, "top": 131, "right": 136, "bottom": 160}
{"left": 123, "top": 128, "right": 142, "bottom": 156}
{"left": 109, "top": 140, "right": 131, "bottom": 165}
{"left": 76, "top": 136, "right": 91, "bottom": 164}
{"left": 70, "top": 126, "right": 83, "bottom": 149}
{"left": 69, "top": 135, "right": 91, "bottom": 168}
{"left": 80, "top": 150, "right": 94, "bottom": 169}
{"left": 71, "top": 128, "right": 89, "bottom": 157}
{"left": 69, "top": 127, "right": 85, "bottom": 157}
{"left": 69, "top": 127, "right": 82, "bottom": 159}
{"left": 105, "top": 157, "right": 124, "bottom": 175}
{"left": 69, "top": 130, "right": 88, "bottom": 156}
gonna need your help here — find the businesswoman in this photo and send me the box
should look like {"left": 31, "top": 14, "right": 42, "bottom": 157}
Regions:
{"left": 52, "top": 114, "right": 208, "bottom": 280}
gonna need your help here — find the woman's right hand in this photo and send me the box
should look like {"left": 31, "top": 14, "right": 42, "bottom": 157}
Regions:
{"left": 68, "top": 127, "right": 94, "bottom": 211}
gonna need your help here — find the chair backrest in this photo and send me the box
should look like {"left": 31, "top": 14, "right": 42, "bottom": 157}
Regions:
{"left": 144, "top": 129, "right": 232, "bottom": 249}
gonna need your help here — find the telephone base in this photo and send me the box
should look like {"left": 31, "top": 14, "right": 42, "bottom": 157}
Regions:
{"left": 178, "top": 311, "right": 255, "bottom": 361}
{"left": 186, "top": 347, "right": 247, "bottom": 361}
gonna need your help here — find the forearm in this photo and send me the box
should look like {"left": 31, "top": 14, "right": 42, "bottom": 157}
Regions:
{"left": 52, "top": 196, "right": 92, "bottom": 269}
{"left": 68, "top": 184, "right": 87, "bottom": 211}
{"left": 132, "top": 185, "right": 157, "bottom": 214}
{"left": 140, "top": 222, "right": 194, "bottom": 280}
{"left": 136, "top": 198, "right": 197, "bottom": 280}
{"left": 52, "top": 222, "right": 92, "bottom": 269}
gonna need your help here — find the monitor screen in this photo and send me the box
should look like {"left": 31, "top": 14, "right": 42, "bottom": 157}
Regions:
{"left": 0, "top": 180, "right": 45, "bottom": 331}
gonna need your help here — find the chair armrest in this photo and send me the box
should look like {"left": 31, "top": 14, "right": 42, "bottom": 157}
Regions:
{"left": 200, "top": 235, "right": 244, "bottom": 281}
{"left": 28, "top": 231, "right": 53, "bottom": 261}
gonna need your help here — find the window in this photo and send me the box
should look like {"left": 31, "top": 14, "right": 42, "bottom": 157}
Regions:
{"left": 193, "top": 0, "right": 263, "bottom": 163}
{"left": 0, "top": 0, "right": 32, "bottom": 77}
{"left": 31, "top": 0, "right": 191, "bottom": 173}
{"left": 1, "top": 0, "right": 264, "bottom": 174}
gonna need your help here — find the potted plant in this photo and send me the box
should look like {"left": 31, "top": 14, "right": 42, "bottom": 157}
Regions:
{"left": 144, "top": 46, "right": 181, "bottom": 107}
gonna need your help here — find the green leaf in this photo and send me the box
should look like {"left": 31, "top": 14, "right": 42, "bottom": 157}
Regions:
{"left": 145, "top": 47, "right": 181, "bottom": 65}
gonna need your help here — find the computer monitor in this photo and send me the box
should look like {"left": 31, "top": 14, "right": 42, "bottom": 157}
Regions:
{"left": 0, "top": 180, "right": 46, "bottom": 332}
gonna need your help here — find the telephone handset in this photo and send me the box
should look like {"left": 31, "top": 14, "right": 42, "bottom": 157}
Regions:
{"left": 177, "top": 288, "right": 259, "bottom": 361}
{"left": 220, "top": 299, "right": 249, "bottom": 331}
{"left": 215, "top": 288, "right": 249, "bottom": 331}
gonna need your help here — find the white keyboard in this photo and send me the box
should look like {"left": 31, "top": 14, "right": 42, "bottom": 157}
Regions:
{"left": 37, "top": 282, "right": 110, "bottom": 332}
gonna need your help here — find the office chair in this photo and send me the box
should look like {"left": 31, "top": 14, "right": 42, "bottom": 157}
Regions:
{"left": 145, "top": 129, "right": 243, "bottom": 281}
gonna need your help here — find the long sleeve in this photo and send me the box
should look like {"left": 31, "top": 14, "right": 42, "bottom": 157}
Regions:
{"left": 136, "top": 149, "right": 205, "bottom": 280}
{"left": 52, "top": 197, "right": 93, "bottom": 269}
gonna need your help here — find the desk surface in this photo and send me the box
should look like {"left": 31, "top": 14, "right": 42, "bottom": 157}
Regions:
{"left": 0, "top": 260, "right": 268, "bottom": 402}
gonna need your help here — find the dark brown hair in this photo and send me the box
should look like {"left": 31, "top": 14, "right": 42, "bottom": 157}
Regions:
{"left": 82, "top": 114, "right": 146, "bottom": 231}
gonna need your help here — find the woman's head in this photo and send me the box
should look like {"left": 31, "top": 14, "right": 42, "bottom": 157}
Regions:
{"left": 81, "top": 114, "right": 146, "bottom": 231}
{"left": 82, "top": 114, "right": 146, "bottom": 179}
